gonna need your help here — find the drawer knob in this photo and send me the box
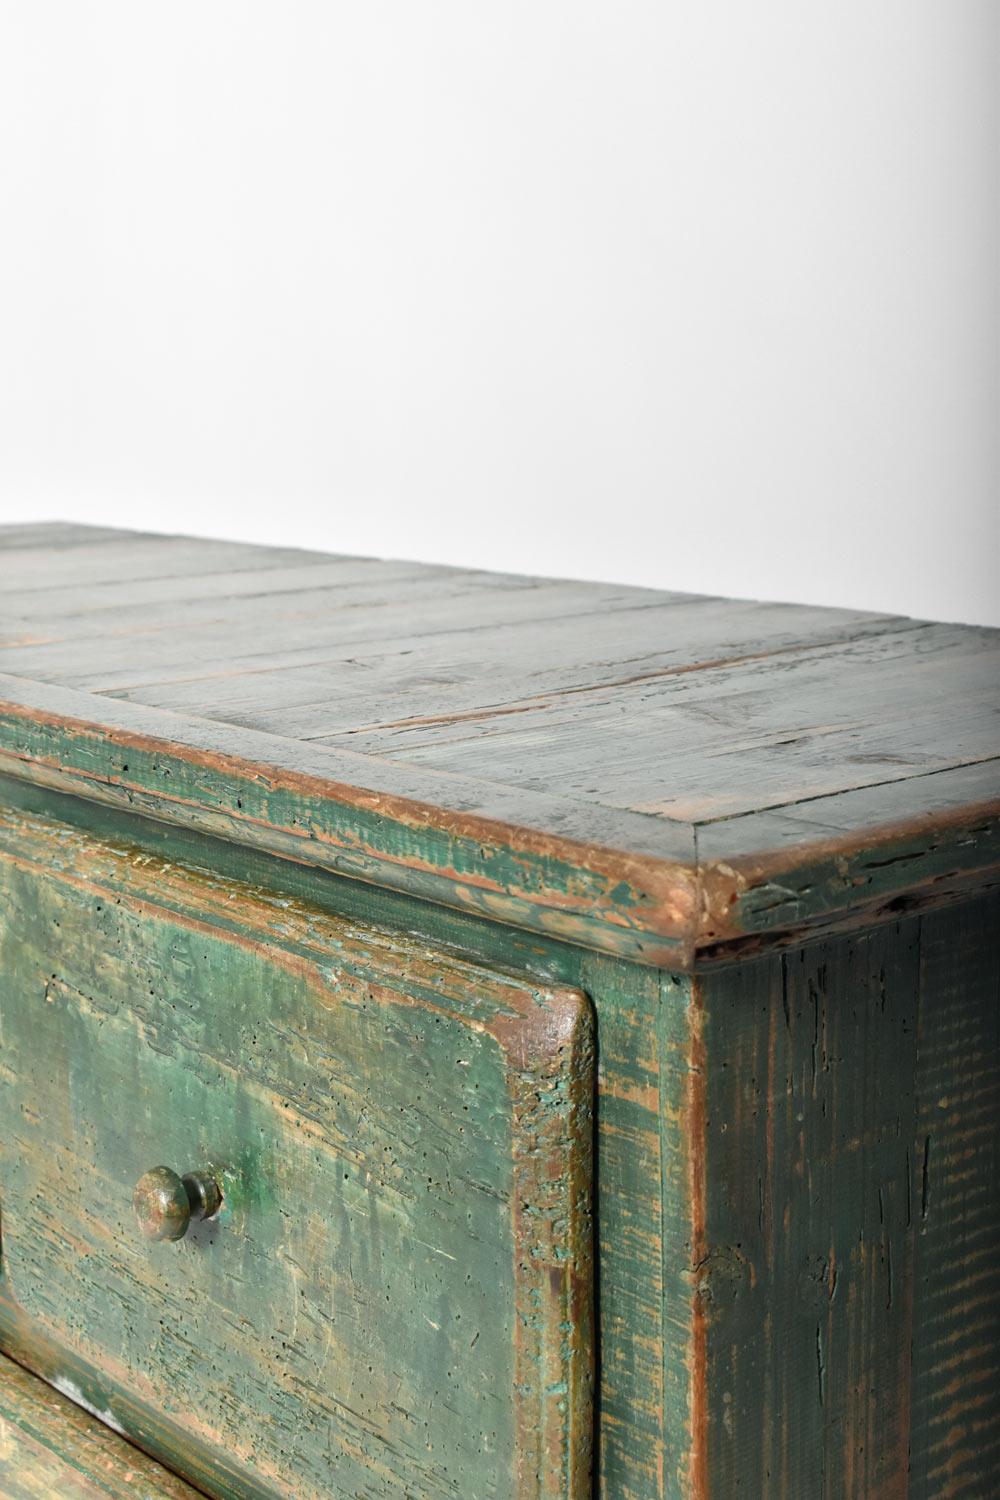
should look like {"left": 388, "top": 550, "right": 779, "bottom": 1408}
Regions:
{"left": 132, "top": 1167, "right": 222, "bottom": 1242}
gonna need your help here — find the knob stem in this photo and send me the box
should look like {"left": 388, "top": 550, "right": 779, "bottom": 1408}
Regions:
{"left": 181, "top": 1170, "right": 222, "bottom": 1222}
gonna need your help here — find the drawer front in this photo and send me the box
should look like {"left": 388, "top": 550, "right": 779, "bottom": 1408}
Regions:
{"left": 0, "top": 1352, "right": 204, "bottom": 1500}
{"left": 0, "top": 806, "right": 594, "bottom": 1499}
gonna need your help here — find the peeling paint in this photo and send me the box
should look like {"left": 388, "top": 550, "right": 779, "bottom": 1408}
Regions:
{"left": 51, "top": 1375, "right": 126, "bottom": 1436}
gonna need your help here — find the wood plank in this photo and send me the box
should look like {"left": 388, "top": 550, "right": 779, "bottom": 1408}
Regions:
{"left": 0, "top": 522, "right": 155, "bottom": 551}
{"left": 1, "top": 535, "right": 329, "bottom": 594}
{"left": 908, "top": 892, "right": 1000, "bottom": 1498}
{"left": 696, "top": 757, "right": 1000, "bottom": 859}
{"left": 697, "top": 760, "right": 1000, "bottom": 950}
{"left": 97, "top": 599, "right": 914, "bottom": 727}
{"left": 0, "top": 1353, "right": 202, "bottom": 1499}
{"left": 691, "top": 904, "right": 1000, "bottom": 1497}
{"left": 322, "top": 625, "right": 991, "bottom": 824}
{"left": 0, "top": 581, "right": 674, "bottom": 690}
{"left": 582, "top": 957, "right": 674, "bottom": 1500}
{"left": 696, "top": 922, "right": 921, "bottom": 1497}
{"left": 657, "top": 970, "right": 700, "bottom": 1500}
{"left": 0, "top": 558, "right": 465, "bottom": 626}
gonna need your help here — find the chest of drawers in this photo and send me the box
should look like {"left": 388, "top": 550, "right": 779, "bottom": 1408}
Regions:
{"left": 0, "top": 522, "right": 997, "bottom": 1499}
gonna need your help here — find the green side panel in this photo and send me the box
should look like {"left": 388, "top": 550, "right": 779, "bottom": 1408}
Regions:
{"left": 909, "top": 891, "right": 1000, "bottom": 1498}
{"left": 658, "top": 971, "right": 696, "bottom": 1500}
{"left": 0, "top": 806, "right": 593, "bottom": 1500}
{"left": 580, "top": 956, "right": 675, "bottom": 1500}
{"left": 699, "top": 922, "right": 922, "bottom": 1498}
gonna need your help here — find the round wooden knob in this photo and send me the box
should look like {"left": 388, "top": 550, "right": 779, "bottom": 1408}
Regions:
{"left": 132, "top": 1167, "right": 222, "bottom": 1242}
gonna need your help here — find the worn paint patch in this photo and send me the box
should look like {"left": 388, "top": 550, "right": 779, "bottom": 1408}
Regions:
{"left": 0, "top": 1351, "right": 201, "bottom": 1497}
{"left": 50, "top": 1376, "right": 126, "bottom": 1437}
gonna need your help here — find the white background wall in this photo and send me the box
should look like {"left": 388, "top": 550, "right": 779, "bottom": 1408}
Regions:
{"left": 1, "top": 3, "right": 997, "bottom": 624}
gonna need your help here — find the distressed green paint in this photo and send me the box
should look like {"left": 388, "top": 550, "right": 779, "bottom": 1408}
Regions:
{"left": 0, "top": 770, "right": 614, "bottom": 987}
{"left": 5, "top": 682, "right": 997, "bottom": 971}
{"left": 657, "top": 971, "right": 699, "bottom": 1500}
{"left": 0, "top": 779, "right": 681, "bottom": 1500}
{"left": 0, "top": 803, "right": 594, "bottom": 1499}
{"left": 0, "top": 784, "right": 997, "bottom": 1496}
{"left": 583, "top": 956, "right": 670, "bottom": 1500}
{"left": 0, "top": 697, "right": 692, "bottom": 967}
{"left": 3, "top": 527, "right": 1000, "bottom": 1499}
{"left": 721, "top": 819, "right": 1000, "bottom": 945}
{"left": 0, "top": 1352, "right": 203, "bottom": 1499}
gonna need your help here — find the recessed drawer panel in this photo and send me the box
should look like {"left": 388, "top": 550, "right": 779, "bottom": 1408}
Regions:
{"left": 0, "top": 806, "right": 594, "bottom": 1499}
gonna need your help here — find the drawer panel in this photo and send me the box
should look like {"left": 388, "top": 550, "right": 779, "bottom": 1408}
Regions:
{"left": 0, "top": 806, "right": 594, "bottom": 1499}
{"left": 0, "top": 1352, "right": 204, "bottom": 1499}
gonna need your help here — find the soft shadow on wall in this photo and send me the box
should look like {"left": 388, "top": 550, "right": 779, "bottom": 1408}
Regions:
{"left": 0, "top": 2, "right": 997, "bottom": 625}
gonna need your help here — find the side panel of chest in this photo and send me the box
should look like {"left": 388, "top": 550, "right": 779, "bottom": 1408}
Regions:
{"left": 694, "top": 895, "right": 1000, "bottom": 1500}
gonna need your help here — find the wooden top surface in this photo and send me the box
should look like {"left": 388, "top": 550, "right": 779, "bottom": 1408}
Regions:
{"left": 0, "top": 522, "right": 997, "bottom": 966}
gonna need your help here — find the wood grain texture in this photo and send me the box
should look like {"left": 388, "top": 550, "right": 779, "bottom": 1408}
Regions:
{"left": 0, "top": 1353, "right": 203, "bottom": 1499}
{"left": 684, "top": 897, "right": 1000, "bottom": 1499}
{"left": 0, "top": 802, "right": 594, "bottom": 1499}
{"left": 908, "top": 893, "right": 1000, "bottom": 1499}
{"left": 1, "top": 523, "right": 998, "bottom": 1500}
{"left": 0, "top": 771, "right": 679, "bottom": 1500}
{"left": 1, "top": 524, "right": 997, "bottom": 967}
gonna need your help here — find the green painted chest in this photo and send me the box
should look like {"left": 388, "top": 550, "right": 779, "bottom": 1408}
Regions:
{"left": 0, "top": 523, "right": 997, "bottom": 1499}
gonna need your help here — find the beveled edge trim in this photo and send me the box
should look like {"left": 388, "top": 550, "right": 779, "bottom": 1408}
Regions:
{"left": 492, "top": 991, "right": 596, "bottom": 1499}
{"left": 0, "top": 678, "right": 997, "bottom": 969}
{"left": 0, "top": 679, "right": 698, "bottom": 966}
{"left": 0, "top": 1350, "right": 207, "bottom": 1499}
{"left": 698, "top": 786, "right": 1000, "bottom": 958}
